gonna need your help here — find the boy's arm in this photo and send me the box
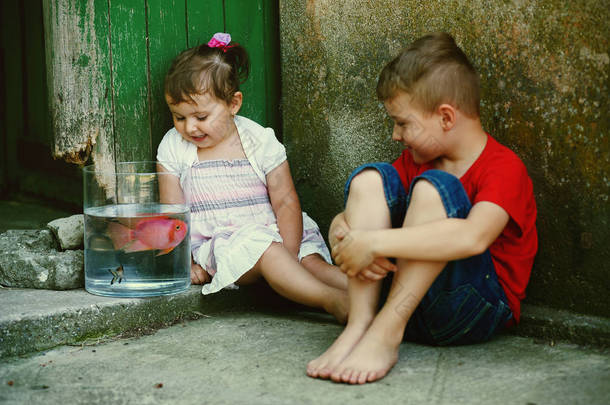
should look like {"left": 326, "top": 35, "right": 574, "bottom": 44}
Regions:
{"left": 267, "top": 161, "right": 303, "bottom": 259}
{"left": 333, "top": 201, "right": 509, "bottom": 276}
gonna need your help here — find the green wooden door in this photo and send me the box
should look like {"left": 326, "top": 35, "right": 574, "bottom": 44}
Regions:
{"left": 41, "top": 0, "right": 280, "bottom": 177}
{"left": 1, "top": 0, "right": 84, "bottom": 207}
{"left": 0, "top": 0, "right": 279, "bottom": 206}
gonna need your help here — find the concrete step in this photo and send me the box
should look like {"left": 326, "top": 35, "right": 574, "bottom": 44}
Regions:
{"left": 1, "top": 285, "right": 609, "bottom": 359}
{"left": 0, "top": 285, "right": 257, "bottom": 359}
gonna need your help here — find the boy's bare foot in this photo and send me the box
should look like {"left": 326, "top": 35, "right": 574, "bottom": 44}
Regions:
{"left": 329, "top": 327, "right": 399, "bottom": 384}
{"left": 306, "top": 322, "right": 368, "bottom": 379}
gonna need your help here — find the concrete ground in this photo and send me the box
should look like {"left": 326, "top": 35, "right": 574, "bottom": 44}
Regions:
{"left": 1, "top": 285, "right": 609, "bottom": 405}
{"left": 1, "top": 198, "right": 609, "bottom": 404}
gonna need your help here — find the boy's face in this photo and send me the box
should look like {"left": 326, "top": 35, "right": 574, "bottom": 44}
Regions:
{"left": 166, "top": 92, "right": 241, "bottom": 150}
{"left": 384, "top": 91, "right": 444, "bottom": 165}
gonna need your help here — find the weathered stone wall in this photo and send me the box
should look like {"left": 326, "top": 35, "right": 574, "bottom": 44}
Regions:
{"left": 280, "top": 0, "right": 609, "bottom": 317}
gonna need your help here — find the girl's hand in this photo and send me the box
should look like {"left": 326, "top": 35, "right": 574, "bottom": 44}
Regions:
{"left": 332, "top": 229, "right": 376, "bottom": 277}
{"left": 191, "top": 261, "right": 211, "bottom": 285}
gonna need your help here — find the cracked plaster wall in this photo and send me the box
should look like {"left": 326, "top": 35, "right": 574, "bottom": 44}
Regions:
{"left": 280, "top": 0, "right": 609, "bottom": 317}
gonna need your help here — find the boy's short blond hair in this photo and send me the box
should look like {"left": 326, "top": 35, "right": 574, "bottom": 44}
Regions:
{"left": 377, "top": 32, "right": 480, "bottom": 118}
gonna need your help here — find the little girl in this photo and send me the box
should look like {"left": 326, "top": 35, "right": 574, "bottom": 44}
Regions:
{"left": 156, "top": 33, "right": 347, "bottom": 321}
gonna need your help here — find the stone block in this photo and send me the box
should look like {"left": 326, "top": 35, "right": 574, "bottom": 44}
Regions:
{"left": 47, "top": 214, "right": 84, "bottom": 250}
{"left": 0, "top": 229, "right": 84, "bottom": 290}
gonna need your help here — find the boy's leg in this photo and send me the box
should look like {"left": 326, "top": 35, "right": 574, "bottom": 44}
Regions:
{"left": 401, "top": 170, "right": 512, "bottom": 346}
{"left": 239, "top": 243, "right": 349, "bottom": 324}
{"left": 330, "top": 178, "right": 448, "bottom": 384}
{"left": 331, "top": 169, "right": 512, "bottom": 384}
{"left": 308, "top": 167, "right": 393, "bottom": 379}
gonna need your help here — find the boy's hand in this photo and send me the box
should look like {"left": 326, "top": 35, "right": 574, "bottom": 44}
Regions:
{"left": 357, "top": 257, "right": 397, "bottom": 282}
{"left": 332, "top": 229, "right": 376, "bottom": 277}
{"left": 330, "top": 213, "right": 397, "bottom": 279}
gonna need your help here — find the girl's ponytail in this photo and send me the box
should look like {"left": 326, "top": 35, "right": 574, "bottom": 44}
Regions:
{"left": 165, "top": 32, "right": 250, "bottom": 105}
{"left": 222, "top": 43, "right": 250, "bottom": 87}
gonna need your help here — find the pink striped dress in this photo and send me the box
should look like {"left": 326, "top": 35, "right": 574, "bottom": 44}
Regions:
{"left": 190, "top": 159, "right": 331, "bottom": 294}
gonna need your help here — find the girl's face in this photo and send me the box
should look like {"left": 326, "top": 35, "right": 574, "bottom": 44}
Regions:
{"left": 166, "top": 92, "right": 242, "bottom": 150}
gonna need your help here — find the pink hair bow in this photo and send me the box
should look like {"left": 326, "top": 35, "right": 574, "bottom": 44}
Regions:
{"left": 207, "top": 32, "right": 235, "bottom": 52}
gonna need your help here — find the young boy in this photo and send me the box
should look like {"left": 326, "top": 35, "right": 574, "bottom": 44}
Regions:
{"left": 306, "top": 32, "right": 537, "bottom": 385}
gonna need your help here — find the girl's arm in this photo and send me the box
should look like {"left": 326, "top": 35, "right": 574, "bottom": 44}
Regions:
{"left": 158, "top": 163, "right": 212, "bottom": 284}
{"left": 157, "top": 163, "right": 186, "bottom": 204}
{"left": 333, "top": 201, "right": 509, "bottom": 276}
{"left": 267, "top": 161, "right": 303, "bottom": 259}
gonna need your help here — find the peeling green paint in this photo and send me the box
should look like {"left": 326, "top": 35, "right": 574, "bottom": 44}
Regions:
{"left": 42, "top": 0, "right": 114, "bottom": 172}
{"left": 280, "top": 0, "right": 609, "bottom": 317}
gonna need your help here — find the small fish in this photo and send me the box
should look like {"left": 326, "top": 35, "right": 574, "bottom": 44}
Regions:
{"left": 109, "top": 264, "right": 124, "bottom": 285}
{"left": 107, "top": 216, "right": 188, "bottom": 256}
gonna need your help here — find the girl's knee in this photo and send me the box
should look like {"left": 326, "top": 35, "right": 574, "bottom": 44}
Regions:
{"left": 301, "top": 254, "right": 334, "bottom": 273}
{"left": 260, "top": 242, "right": 284, "bottom": 260}
{"left": 235, "top": 267, "right": 261, "bottom": 285}
{"left": 301, "top": 253, "right": 323, "bottom": 266}
{"left": 259, "top": 242, "right": 298, "bottom": 267}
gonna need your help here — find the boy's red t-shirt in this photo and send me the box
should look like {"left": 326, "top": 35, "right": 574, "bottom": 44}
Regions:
{"left": 392, "top": 134, "right": 537, "bottom": 322}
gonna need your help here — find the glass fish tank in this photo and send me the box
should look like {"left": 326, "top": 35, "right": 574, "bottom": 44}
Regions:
{"left": 83, "top": 161, "right": 191, "bottom": 297}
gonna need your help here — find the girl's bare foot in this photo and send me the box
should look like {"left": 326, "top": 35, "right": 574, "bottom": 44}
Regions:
{"left": 324, "top": 291, "right": 349, "bottom": 324}
{"left": 306, "top": 322, "right": 369, "bottom": 379}
{"left": 329, "top": 326, "right": 399, "bottom": 384}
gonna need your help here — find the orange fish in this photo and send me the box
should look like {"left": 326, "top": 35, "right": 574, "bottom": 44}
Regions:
{"left": 107, "top": 216, "right": 188, "bottom": 256}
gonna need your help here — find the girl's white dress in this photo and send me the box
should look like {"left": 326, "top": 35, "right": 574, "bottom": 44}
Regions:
{"left": 157, "top": 115, "right": 332, "bottom": 294}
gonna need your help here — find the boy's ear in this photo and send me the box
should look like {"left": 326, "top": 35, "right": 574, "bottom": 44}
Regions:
{"left": 438, "top": 104, "right": 456, "bottom": 130}
{"left": 230, "top": 92, "right": 243, "bottom": 116}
